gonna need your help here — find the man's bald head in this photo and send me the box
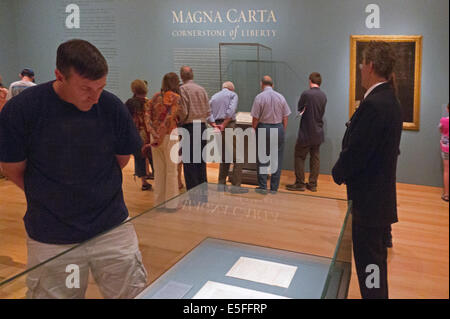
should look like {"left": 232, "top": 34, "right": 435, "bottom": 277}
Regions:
{"left": 222, "top": 81, "right": 235, "bottom": 91}
{"left": 261, "top": 75, "right": 273, "bottom": 87}
{"left": 180, "top": 66, "right": 193, "bottom": 82}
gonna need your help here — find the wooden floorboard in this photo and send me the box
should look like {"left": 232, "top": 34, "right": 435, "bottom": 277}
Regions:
{"left": 0, "top": 162, "right": 448, "bottom": 299}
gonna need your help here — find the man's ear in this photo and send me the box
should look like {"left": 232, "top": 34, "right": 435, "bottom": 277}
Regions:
{"left": 368, "top": 61, "right": 375, "bottom": 73}
{"left": 54, "top": 69, "right": 64, "bottom": 82}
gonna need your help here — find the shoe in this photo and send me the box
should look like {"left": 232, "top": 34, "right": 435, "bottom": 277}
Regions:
{"left": 269, "top": 190, "right": 278, "bottom": 194}
{"left": 145, "top": 174, "right": 155, "bottom": 180}
{"left": 229, "top": 186, "right": 249, "bottom": 194}
{"left": 254, "top": 187, "right": 268, "bottom": 195}
{"left": 442, "top": 194, "right": 449, "bottom": 202}
{"left": 141, "top": 183, "right": 152, "bottom": 191}
{"left": 306, "top": 183, "right": 317, "bottom": 192}
{"left": 286, "top": 183, "right": 306, "bottom": 191}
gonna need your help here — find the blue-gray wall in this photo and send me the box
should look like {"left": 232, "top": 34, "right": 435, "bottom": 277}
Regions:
{"left": 0, "top": 0, "right": 18, "bottom": 86}
{"left": 1, "top": 0, "right": 448, "bottom": 187}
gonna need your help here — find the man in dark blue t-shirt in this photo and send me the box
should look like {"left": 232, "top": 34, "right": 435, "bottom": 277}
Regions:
{"left": 0, "top": 39, "right": 147, "bottom": 298}
{"left": 286, "top": 72, "right": 327, "bottom": 192}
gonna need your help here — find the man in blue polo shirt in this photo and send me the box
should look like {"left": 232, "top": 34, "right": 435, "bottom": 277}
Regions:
{"left": 0, "top": 39, "right": 147, "bottom": 298}
{"left": 251, "top": 76, "right": 291, "bottom": 194}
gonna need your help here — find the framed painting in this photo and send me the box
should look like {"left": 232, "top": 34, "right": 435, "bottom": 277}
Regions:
{"left": 350, "top": 35, "right": 422, "bottom": 130}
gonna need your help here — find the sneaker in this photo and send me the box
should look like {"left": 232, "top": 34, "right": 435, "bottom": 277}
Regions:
{"left": 254, "top": 187, "right": 268, "bottom": 195}
{"left": 286, "top": 183, "right": 305, "bottom": 191}
{"left": 306, "top": 183, "right": 317, "bottom": 192}
{"left": 229, "top": 186, "right": 249, "bottom": 194}
{"left": 269, "top": 190, "right": 278, "bottom": 194}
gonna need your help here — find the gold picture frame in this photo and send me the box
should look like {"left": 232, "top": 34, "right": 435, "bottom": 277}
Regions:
{"left": 350, "top": 35, "right": 422, "bottom": 131}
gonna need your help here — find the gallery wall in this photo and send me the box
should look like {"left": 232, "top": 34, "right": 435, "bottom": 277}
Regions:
{"left": 0, "top": 0, "right": 18, "bottom": 86}
{"left": 1, "top": 0, "right": 448, "bottom": 187}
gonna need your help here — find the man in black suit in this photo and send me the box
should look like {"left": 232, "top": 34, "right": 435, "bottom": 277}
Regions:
{"left": 332, "top": 41, "right": 402, "bottom": 299}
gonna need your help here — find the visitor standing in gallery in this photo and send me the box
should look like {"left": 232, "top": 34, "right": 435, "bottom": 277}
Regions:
{"left": 251, "top": 75, "right": 291, "bottom": 194}
{"left": 439, "top": 103, "right": 449, "bottom": 202}
{"left": 332, "top": 41, "right": 402, "bottom": 299}
{"left": 179, "top": 66, "right": 211, "bottom": 201}
{"left": 0, "top": 39, "right": 147, "bottom": 298}
{"left": 209, "top": 81, "right": 248, "bottom": 194}
{"left": 142, "top": 72, "right": 183, "bottom": 210}
{"left": 286, "top": 72, "right": 327, "bottom": 192}
{"left": 6, "top": 68, "right": 36, "bottom": 100}
{"left": 125, "top": 79, "right": 153, "bottom": 191}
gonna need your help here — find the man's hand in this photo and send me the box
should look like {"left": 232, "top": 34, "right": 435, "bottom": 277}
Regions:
{"left": 115, "top": 155, "right": 131, "bottom": 169}
{"left": 282, "top": 116, "right": 288, "bottom": 131}
{"left": 252, "top": 117, "right": 259, "bottom": 130}
{"left": 218, "top": 124, "right": 225, "bottom": 132}
{"left": 331, "top": 165, "right": 345, "bottom": 185}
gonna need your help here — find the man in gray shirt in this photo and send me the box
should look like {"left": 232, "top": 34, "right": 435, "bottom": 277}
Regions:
{"left": 251, "top": 75, "right": 291, "bottom": 194}
{"left": 6, "top": 68, "right": 36, "bottom": 100}
{"left": 286, "top": 72, "right": 327, "bottom": 192}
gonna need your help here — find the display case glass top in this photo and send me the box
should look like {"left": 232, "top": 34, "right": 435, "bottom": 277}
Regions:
{"left": 0, "top": 183, "right": 352, "bottom": 299}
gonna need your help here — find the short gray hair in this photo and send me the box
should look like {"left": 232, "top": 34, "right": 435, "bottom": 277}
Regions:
{"left": 222, "top": 81, "right": 235, "bottom": 91}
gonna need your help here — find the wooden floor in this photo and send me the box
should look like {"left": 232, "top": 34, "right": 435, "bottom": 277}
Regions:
{"left": 0, "top": 162, "right": 448, "bottom": 299}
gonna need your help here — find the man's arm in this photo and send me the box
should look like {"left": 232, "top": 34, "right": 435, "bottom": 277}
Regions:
{"left": 115, "top": 155, "right": 131, "bottom": 169}
{"left": 250, "top": 96, "right": 261, "bottom": 130}
{"left": 0, "top": 160, "right": 26, "bottom": 191}
{"left": 282, "top": 116, "right": 288, "bottom": 130}
{"left": 219, "top": 118, "right": 232, "bottom": 131}
{"left": 252, "top": 117, "right": 259, "bottom": 130}
{"left": 178, "top": 87, "right": 189, "bottom": 124}
{"left": 297, "top": 93, "right": 306, "bottom": 115}
{"left": 332, "top": 102, "right": 384, "bottom": 184}
{"left": 207, "top": 99, "right": 216, "bottom": 127}
{"left": 219, "top": 93, "right": 238, "bottom": 131}
{"left": 5, "top": 84, "right": 12, "bottom": 100}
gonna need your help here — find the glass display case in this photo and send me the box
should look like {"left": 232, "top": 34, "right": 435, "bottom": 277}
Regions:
{"left": 218, "top": 43, "right": 306, "bottom": 185}
{"left": 219, "top": 43, "right": 272, "bottom": 112}
{"left": 219, "top": 42, "right": 306, "bottom": 112}
{"left": 0, "top": 183, "right": 352, "bottom": 299}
